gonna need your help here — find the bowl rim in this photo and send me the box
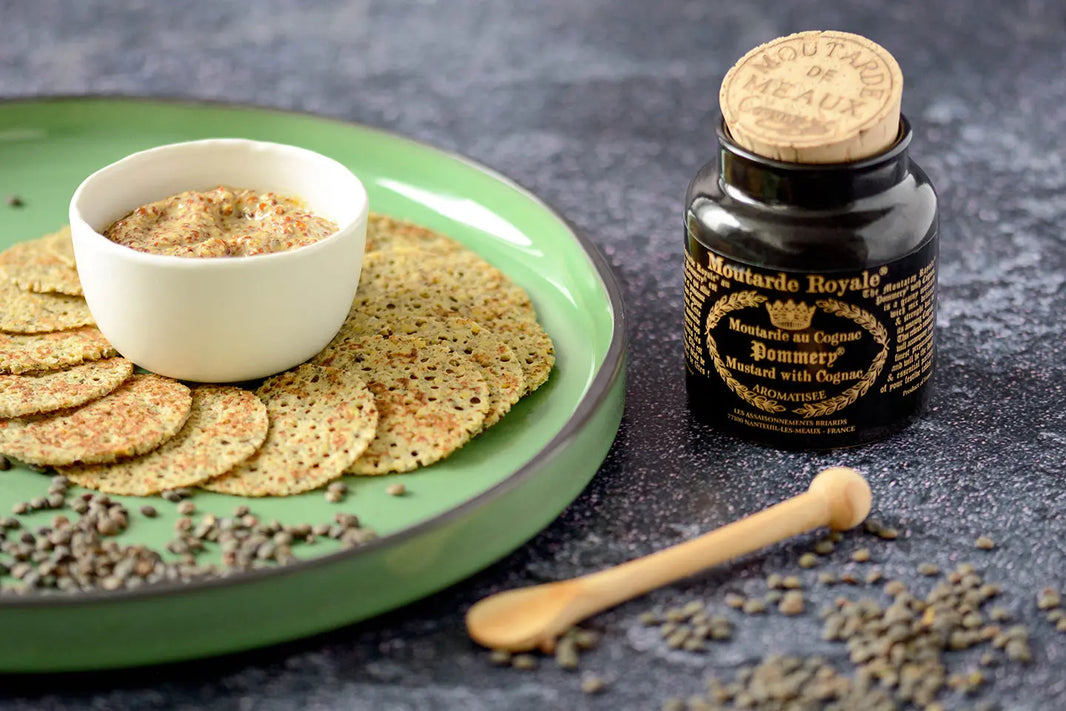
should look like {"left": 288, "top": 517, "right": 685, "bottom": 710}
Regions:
{"left": 68, "top": 137, "right": 370, "bottom": 270}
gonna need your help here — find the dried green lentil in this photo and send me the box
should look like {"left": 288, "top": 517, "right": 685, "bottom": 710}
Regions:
{"left": 1037, "top": 587, "right": 1060, "bottom": 610}
{"left": 778, "top": 590, "right": 804, "bottom": 616}
{"left": 510, "top": 653, "right": 537, "bottom": 670}
{"left": 580, "top": 673, "right": 607, "bottom": 694}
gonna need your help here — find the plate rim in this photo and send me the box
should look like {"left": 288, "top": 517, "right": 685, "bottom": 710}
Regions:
{"left": 0, "top": 94, "right": 628, "bottom": 609}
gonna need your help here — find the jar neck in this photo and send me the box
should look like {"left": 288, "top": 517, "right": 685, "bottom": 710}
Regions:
{"left": 717, "top": 116, "right": 913, "bottom": 208}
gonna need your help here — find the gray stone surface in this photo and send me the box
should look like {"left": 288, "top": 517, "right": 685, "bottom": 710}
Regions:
{"left": 1, "top": 0, "right": 1065, "bottom": 708}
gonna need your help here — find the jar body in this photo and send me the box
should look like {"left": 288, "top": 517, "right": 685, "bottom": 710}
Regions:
{"left": 684, "top": 118, "right": 939, "bottom": 449}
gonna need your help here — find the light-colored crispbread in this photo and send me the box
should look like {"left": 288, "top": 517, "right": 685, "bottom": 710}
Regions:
{"left": 0, "top": 373, "right": 192, "bottom": 467}
{"left": 43, "top": 226, "right": 76, "bottom": 268}
{"left": 317, "top": 334, "right": 490, "bottom": 475}
{"left": 0, "top": 233, "right": 82, "bottom": 295}
{"left": 0, "top": 327, "right": 116, "bottom": 375}
{"left": 63, "top": 385, "right": 269, "bottom": 496}
{"left": 200, "top": 364, "right": 377, "bottom": 497}
{"left": 0, "top": 279, "right": 94, "bottom": 333}
{"left": 353, "top": 248, "right": 536, "bottom": 325}
{"left": 365, "top": 213, "right": 464, "bottom": 254}
{"left": 490, "top": 316, "right": 555, "bottom": 395}
{"left": 325, "top": 315, "right": 524, "bottom": 428}
{"left": 0, "top": 357, "right": 133, "bottom": 418}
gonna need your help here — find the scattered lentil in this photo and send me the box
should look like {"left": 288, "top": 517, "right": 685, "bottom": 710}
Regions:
{"left": 1037, "top": 587, "right": 1060, "bottom": 610}
{"left": 724, "top": 592, "right": 745, "bottom": 609}
{"left": 580, "top": 673, "right": 607, "bottom": 694}
{"left": 851, "top": 548, "right": 871, "bottom": 563}
{"left": 488, "top": 649, "right": 511, "bottom": 666}
{"left": 6, "top": 195, "right": 24, "bottom": 208}
{"left": 975, "top": 536, "right": 995, "bottom": 550}
{"left": 918, "top": 563, "right": 940, "bottom": 577}
{"left": 555, "top": 635, "right": 580, "bottom": 669}
{"left": 511, "top": 654, "right": 538, "bottom": 670}
{"left": 778, "top": 590, "right": 804, "bottom": 616}
{"left": 386, "top": 483, "right": 406, "bottom": 497}
{"left": 797, "top": 552, "right": 818, "bottom": 568}
{"left": 813, "top": 539, "right": 835, "bottom": 555}
{"left": 742, "top": 599, "right": 767, "bottom": 615}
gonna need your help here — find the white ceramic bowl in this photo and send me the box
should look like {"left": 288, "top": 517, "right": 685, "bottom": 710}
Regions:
{"left": 69, "top": 139, "right": 368, "bottom": 383}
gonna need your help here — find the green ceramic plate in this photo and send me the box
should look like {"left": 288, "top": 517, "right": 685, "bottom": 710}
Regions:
{"left": 0, "top": 97, "right": 626, "bottom": 672}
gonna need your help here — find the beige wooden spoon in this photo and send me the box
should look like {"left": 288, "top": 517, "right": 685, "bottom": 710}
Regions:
{"left": 466, "top": 466, "right": 871, "bottom": 652}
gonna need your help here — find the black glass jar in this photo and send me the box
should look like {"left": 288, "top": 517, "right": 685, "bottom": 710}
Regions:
{"left": 683, "top": 116, "right": 939, "bottom": 449}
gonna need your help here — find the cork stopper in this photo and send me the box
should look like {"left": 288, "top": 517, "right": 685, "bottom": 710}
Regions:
{"left": 719, "top": 31, "right": 903, "bottom": 164}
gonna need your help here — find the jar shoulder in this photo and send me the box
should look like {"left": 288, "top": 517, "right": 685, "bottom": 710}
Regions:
{"left": 686, "top": 159, "right": 939, "bottom": 271}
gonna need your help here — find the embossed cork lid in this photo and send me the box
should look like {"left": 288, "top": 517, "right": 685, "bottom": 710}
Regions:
{"left": 720, "top": 31, "right": 903, "bottom": 163}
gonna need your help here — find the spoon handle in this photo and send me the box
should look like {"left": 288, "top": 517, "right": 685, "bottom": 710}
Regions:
{"left": 569, "top": 487, "right": 832, "bottom": 620}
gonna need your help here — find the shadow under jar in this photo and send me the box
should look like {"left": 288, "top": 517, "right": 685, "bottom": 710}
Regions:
{"left": 683, "top": 117, "right": 939, "bottom": 450}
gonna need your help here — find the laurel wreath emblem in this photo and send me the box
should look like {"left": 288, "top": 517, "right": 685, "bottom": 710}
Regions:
{"left": 704, "top": 293, "right": 889, "bottom": 418}
{"left": 791, "top": 299, "right": 890, "bottom": 418}
{"left": 703, "top": 291, "right": 785, "bottom": 413}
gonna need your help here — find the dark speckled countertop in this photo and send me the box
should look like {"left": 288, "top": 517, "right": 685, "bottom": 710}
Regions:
{"left": 2, "top": 1, "right": 1065, "bottom": 709}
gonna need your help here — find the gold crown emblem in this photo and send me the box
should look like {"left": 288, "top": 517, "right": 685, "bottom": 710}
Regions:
{"left": 765, "top": 299, "right": 815, "bottom": 330}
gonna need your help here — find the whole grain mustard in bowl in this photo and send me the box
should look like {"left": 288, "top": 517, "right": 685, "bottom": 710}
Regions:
{"left": 69, "top": 139, "right": 368, "bottom": 383}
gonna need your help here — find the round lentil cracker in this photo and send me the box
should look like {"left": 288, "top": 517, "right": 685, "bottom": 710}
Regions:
{"left": 0, "top": 233, "right": 82, "bottom": 295}
{"left": 0, "top": 279, "right": 94, "bottom": 333}
{"left": 330, "top": 315, "right": 524, "bottom": 428}
{"left": 0, "top": 373, "right": 191, "bottom": 467}
{"left": 201, "top": 364, "right": 377, "bottom": 497}
{"left": 0, "top": 357, "right": 133, "bottom": 418}
{"left": 317, "top": 334, "right": 490, "bottom": 475}
{"left": 0, "top": 327, "right": 116, "bottom": 375}
{"left": 353, "top": 248, "right": 536, "bottom": 325}
{"left": 62, "top": 385, "right": 269, "bottom": 496}
{"left": 490, "top": 316, "right": 555, "bottom": 395}
{"left": 351, "top": 246, "right": 554, "bottom": 391}
{"left": 43, "top": 225, "right": 76, "bottom": 268}
{"left": 366, "top": 213, "right": 464, "bottom": 254}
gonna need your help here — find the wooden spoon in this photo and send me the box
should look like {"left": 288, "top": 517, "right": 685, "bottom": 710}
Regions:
{"left": 465, "top": 466, "right": 871, "bottom": 652}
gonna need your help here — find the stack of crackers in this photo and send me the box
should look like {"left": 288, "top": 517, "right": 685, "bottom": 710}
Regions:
{"left": 0, "top": 216, "right": 554, "bottom": 497}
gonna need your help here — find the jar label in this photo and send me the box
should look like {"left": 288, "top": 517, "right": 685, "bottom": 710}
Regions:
{"left": 684, "top": 238, "right": 937, "bottom": 440}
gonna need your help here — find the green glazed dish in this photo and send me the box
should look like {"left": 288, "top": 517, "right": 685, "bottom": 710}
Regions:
{"left": 0, "top": 98, "right": 626, "bottom": 672}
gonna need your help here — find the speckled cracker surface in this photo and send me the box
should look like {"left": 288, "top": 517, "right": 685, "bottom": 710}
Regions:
{"left": 327, "top": 315, "right": 524, "bottom": 428}
{"left": 354, "top": 248, "right": 536, "bottom": 325}
{"left": 0, "top": 233, "right": 82, "bottom": 295}
{"left": 0, "top": 280, "right": 94, "bottom": 333}
{"left": 0, "top": 327, "right": 116, "bottom": 375}
{"left": 0, "top": 373, "right": 191, "bottom": 467}
{"left": 491, "top": 316, "right": 555, "bottom": 395}
{"left": 365, "top": 213, "right": 464, "bottom": 254}
{"left": 351, "top": 248, "right": 554, "bottom": 395}
{"left": 63, "top": 385, "right": 269, "bottom": 496}
{"left": 317, "top": 334, "right": 490, "bottom": 475}
{"left": 201, "top": 364, "right": 377, "bottom": 497}
{"left": 43, "top": 226, "right": 76, "bottom": 268}
{"left": 0, "top": 357, "right": 133, "bottom": 418}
